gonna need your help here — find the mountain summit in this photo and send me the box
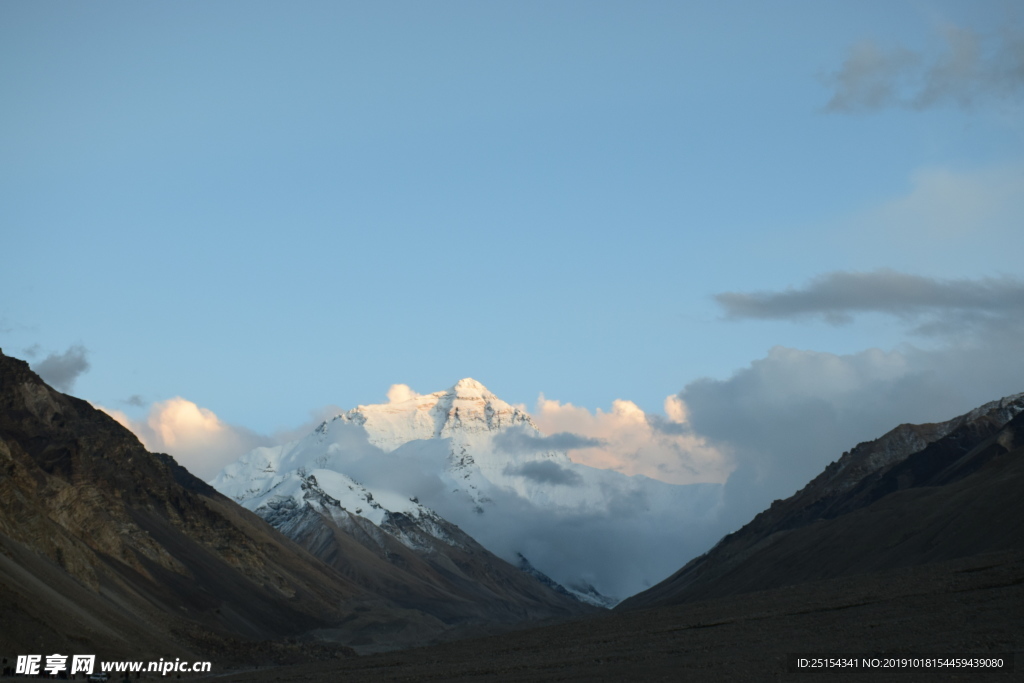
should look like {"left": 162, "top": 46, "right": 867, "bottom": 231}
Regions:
{"left": 212, "top": 380, "right": 722, "bottom": 604}
{"left": 338, "top": 378, "right": 536, "bottom": 453}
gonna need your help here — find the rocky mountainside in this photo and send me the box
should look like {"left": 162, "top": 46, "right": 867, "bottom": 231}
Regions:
{"left": 619, "top": 392, "right": 1024, "bottom": 610}
{"left": 0, "top": 349, "right": 367, "bottom": 660}
{"left": 0, "top": 351, "right": 586, "bottom": 660}
{"left": 213, "top": 379, "right": 722, "bottom": 604}
{"left": 232, "top": 466, "right": 593, "bottom": 638}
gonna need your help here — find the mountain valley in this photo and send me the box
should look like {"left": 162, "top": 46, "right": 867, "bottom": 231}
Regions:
{"left": 2, "top": 347, "right": 1021, "bottom": 680}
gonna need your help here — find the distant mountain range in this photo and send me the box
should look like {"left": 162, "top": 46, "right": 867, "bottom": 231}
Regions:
{"left": 211, "top": 378, "right": 722, "bottom": 604}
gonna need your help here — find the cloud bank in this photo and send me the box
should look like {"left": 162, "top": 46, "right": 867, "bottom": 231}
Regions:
{"left": 690, "top": 270, "right": 1024, "bottom": 530}
{"left": 530, "top": 395, "right": 730, "bottom": 485}
{"left": 824, "top": 24, "right": 1024, "bottom": 112}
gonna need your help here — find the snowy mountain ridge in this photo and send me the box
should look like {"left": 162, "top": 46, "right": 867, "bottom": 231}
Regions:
{"left": 211, "top": 379, "right": 724, "bottom": 604}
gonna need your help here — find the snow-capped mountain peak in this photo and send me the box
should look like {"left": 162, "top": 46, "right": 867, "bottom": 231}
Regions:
{"left": 450, "top": 377, "right": 491, "bottom": 395}
{"left": 334, "top": 377, "right": 538, "bottom": 453}
{"left": 211, "top": 379, "right": 723, "bottom": 604}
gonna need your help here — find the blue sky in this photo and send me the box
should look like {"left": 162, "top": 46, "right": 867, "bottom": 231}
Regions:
{"left": 3, "top": 2, "right": 1023, "bottom": 506}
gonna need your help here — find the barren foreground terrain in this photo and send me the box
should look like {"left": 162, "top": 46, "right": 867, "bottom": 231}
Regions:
{"left": 213, "top": 550, "right": 1022, "bottom": 683}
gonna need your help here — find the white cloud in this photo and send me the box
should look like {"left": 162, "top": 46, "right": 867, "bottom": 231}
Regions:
{"left": 386, "top": 383, "right": 420, "bottom": 404}
{"left": 663, "top": 394, "right": 688, "bottom": 423}
{"left": 96, "top": 397, "right": 270, "bottom": 481}
{"left": 529, "top": 395, "right": 729, "bottom": 485}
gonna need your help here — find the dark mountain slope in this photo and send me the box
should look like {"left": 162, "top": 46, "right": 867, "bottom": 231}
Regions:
{"left": 0, "top": 349, "right": 589, "bottom": 659}
{"left": 619, "top": 393, "right": 1024, "bottom": 610}
{"left": 270, "top": 480, "right": 591, "bottom": 639}
{"left": 0, "top": 349, "right": 370, "bottom": 659}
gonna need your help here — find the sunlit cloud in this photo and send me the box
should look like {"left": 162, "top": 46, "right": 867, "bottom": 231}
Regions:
{"left": 148, "top": 398, "right": 224, "bottom": 449}
{"left": 96, "top": 397, "right": 269, "bottom": 481}
{"left": 97, "top": 404, "right": 135, "bottom": 434}
{"left": 529, "top": 395, "right": 729, "bottom": 485}
{"left": 386, "top": 383, "right": 421, "bottom": 404}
